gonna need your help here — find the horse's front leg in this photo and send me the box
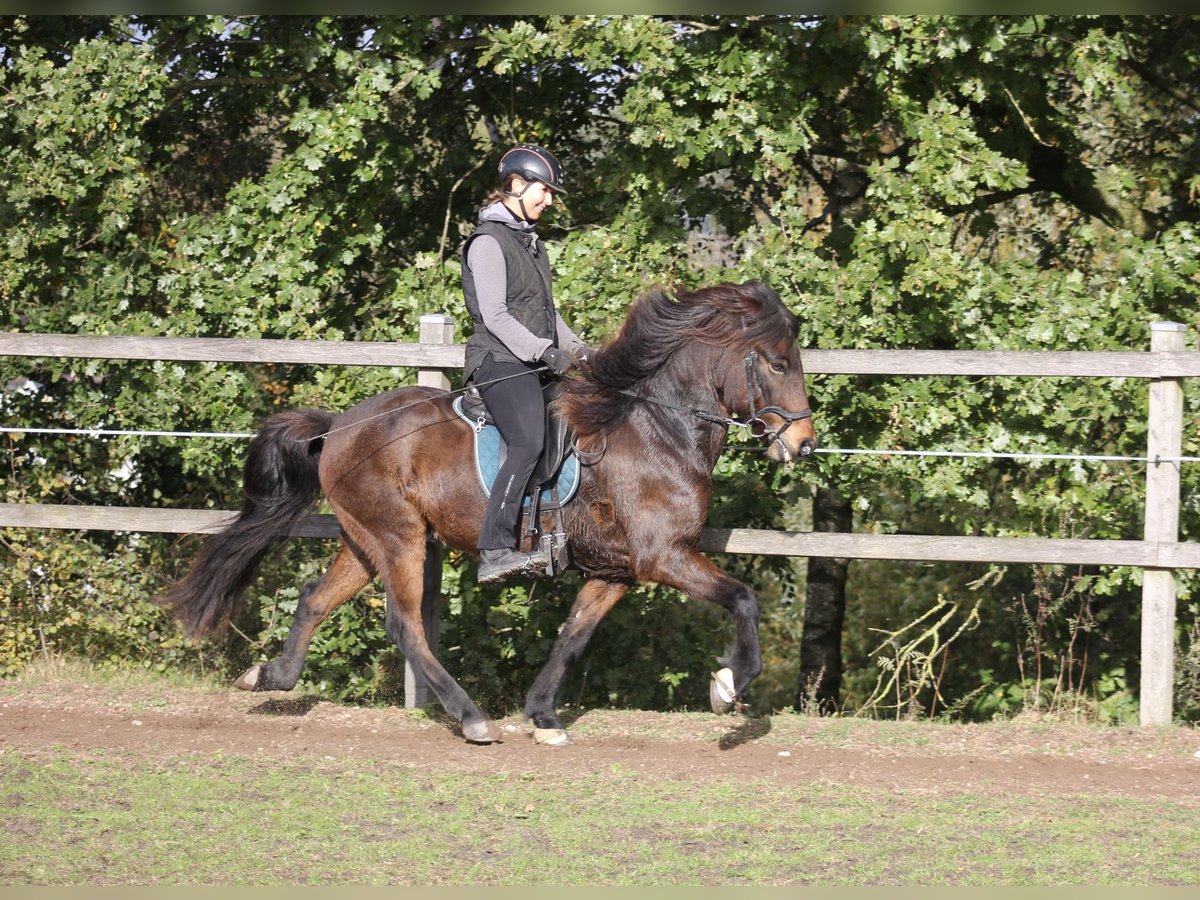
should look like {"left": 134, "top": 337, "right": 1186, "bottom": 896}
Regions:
{"left": 523, "top": 578, "right": 629, "bottom": 745}
{"left": 643, "top": 547, "right": 763, "bottom": 713}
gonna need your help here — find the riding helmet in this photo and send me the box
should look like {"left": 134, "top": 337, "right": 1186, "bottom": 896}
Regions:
{"left": 498, "top": 143, "right": 567, "bottom": 195}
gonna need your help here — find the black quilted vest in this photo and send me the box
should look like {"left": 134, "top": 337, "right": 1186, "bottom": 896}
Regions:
{"left": 461, "top": 220, "right": 557, "bottom": 382}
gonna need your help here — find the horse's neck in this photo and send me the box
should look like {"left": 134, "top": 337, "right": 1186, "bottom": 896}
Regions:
{"left": 632, "top": 365, "right": 728, "bottom": 471}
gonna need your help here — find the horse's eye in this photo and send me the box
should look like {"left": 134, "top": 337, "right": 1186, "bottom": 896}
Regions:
{"left": 769, "top": 361, "right": 787, "bottom": 375}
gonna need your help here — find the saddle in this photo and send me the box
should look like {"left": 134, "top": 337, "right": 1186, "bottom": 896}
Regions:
{"left": 452, "top": 380, "right": 579, "bottom": 575}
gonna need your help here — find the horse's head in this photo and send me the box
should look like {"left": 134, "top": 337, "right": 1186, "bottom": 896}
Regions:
{"left": 739, "top": 340, "right": 819, "bottom": 464}
{"left": 716, "top": 282, "right": 819, "bottom": 464}
{"left": 565, "top": 280, "right": 818, "bottom": 463}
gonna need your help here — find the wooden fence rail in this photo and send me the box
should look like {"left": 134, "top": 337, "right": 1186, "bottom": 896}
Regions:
{"left": 5, "top": 330, "right": 1200, "bottom": 376}
{"left": 0, "top": 316, "right": 1193, "bottom": 723}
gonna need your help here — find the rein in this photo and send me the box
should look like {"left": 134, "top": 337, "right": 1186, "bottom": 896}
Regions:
{"left": 613, "top": 388, "right": 741, "bottom": 430}
{"left": 614, "top": 349, "right": 812, "bottom": 450}
{"left": 295, "top": 350, "right": 811, "bottom": 450}
{"left": 292, "top": 368, "right": 549, "bottom": 443}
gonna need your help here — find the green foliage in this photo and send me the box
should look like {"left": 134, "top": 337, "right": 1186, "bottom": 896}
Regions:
{"left": 1176, "top": 613, "right": 1200, "bottom": 723}
{"left": 0, "top": 528, "right": 205, "bottom": 678}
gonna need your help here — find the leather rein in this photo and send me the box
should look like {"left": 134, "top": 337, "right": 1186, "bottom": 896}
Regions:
{"left": 615, "top": 349, "right": 813, "bottom": 449}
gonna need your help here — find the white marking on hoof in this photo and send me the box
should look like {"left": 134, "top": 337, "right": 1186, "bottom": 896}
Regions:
{"left": 532, "top": 728, "right": 573, "bottom": 747}
{"left": 710, "top": 667, "right": 736, "bottom": 714}
{"left": 462, "top": 719, "right": 501, "bottom": 744}
{"left": 234, "top": 665, "right": 262, "bottom": 692}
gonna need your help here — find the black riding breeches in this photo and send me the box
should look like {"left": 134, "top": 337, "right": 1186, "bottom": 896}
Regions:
{"left": 474, "top": 355, "right": 547, "bottom": 551}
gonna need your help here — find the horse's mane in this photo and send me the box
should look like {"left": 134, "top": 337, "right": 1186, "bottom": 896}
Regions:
{"left": 560, "top": 280, "right": 798, "bottom": 438}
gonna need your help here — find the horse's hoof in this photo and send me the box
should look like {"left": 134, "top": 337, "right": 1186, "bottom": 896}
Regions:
{"left": 709, "top": 667, "right": 736, "bottom": 714}
{"left": 532, "top": 727, "right": 573, "bottom": 747}
{"left": 462, "top": 719, "right": 501, "bottom": 745}
{"left": 234, "top": 665, "right": 262, "bottom": 692}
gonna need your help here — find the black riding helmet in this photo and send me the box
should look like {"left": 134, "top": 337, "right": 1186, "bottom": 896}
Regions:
{"left": 498, "top": 143, "right": 567, "bottom": 195}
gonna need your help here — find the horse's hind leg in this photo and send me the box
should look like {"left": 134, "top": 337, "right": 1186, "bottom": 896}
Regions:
{"left": 235, "top": 542, "right": 372, "bottom": 692}
{"left": 402, "top": 539, "right": 444, "bottom": 707}
{"left": 378, "top": 536, "right": 500, "bottom": 744}
{"left": 523, "top": 578, "right": 630, "bottom": 745}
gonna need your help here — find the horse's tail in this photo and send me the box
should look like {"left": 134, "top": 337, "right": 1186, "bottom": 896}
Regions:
{"left": 161, "top": 408, "right": 334, "bottom": 638}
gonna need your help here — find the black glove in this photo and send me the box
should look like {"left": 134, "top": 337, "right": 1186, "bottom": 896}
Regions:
{"left": 539, "top": 346, "right": 574, "bottom": 376}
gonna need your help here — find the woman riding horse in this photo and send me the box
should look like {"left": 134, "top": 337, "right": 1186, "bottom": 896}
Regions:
{"left": 162, "top": 280, "right": 818, "bottom": 746}
{"left": 462, "top": 143, "right": 589, "bottom": 585}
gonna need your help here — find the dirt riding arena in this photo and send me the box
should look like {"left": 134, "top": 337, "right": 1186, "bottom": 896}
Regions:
{"left": 3, "top": 676, "right": 1199, "bottom": 800}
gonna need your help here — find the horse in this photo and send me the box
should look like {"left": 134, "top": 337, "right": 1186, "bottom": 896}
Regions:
{"left": 162, "top": 279, "right": 819, "bottom": 746}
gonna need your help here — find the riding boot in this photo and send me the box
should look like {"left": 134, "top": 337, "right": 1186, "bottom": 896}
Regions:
{"left": 477, "top": 546, "right": 551, "bottom": 584}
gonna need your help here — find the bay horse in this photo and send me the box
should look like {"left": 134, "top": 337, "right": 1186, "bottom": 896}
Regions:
{"left": 162, "top": 280, "right": 818, "bottom": 745}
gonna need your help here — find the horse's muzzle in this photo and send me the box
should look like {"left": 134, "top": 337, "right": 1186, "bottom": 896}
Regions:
{"left": 766, "top": 431, "right": 819, "bottom": 464}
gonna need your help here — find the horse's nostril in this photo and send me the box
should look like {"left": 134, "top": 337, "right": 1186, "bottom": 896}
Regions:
{"left": 799, "top": 439, "right": 818, "bottom": 458}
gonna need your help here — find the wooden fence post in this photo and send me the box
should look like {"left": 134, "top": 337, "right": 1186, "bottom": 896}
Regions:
{"left": 406, "top": 314, "right": 456, "bottom": 709}
{"left": 1141, "top": 320, "right": 1187, "bottom": 726}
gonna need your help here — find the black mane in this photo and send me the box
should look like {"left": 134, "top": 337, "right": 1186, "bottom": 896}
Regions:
{"left": 561, "top": 280, "right": 797, "bottom": 438}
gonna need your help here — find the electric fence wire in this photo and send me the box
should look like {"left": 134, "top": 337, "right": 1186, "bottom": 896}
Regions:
{"left": 1, "top": 425, "right": 1196, "bottom": 465}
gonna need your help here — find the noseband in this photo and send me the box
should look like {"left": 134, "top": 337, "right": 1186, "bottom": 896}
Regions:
{"left": 741, "top": 349, "right": 813, "bottom": 447}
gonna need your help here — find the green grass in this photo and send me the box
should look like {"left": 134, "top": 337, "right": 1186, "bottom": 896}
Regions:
{"left": 2, "top": 748, "right": 1197, "bottom": 885}
{"left": 3, "top": 653, "right": 229, "bottom": 693}
{"left": 3, "top": 659, "right": 1198, "bottom": 885}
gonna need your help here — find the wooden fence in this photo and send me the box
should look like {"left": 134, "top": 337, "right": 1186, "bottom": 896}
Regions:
{"left": 0, "top": 316, "right": 1194, "bottom": 723}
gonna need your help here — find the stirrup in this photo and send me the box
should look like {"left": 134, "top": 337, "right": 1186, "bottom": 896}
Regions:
{"left": 538, "top": 531, "right": 570, "bottom": 576}
{"left": 477, "top": 547, "right": 551, "bottom": 585}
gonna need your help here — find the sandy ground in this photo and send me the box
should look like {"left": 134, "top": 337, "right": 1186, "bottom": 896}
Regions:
{"left": 3, "top": 677, "right": 1199, "bottom": 800}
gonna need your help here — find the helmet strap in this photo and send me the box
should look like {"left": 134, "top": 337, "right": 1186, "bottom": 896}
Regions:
{"left": 502, "top": 179, "right": 536, "bottom": 221}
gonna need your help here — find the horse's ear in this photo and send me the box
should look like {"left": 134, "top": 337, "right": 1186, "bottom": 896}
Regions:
{"left": 741, "top": 280, "right": 781, "bottom": 307}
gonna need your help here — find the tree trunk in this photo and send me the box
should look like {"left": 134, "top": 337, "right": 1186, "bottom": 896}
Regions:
{"left": 798, "top": 485, "right": 852, "bottom": 713}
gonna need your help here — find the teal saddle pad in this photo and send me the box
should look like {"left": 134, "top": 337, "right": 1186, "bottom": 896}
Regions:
{"left": 452, "top": 396, "right": 581, "bottom": 510}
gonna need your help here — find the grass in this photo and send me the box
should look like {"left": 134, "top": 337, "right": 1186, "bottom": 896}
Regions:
{"left": 3, "top": 658, "right": 1198, "bottom": 885}
{"left": 2, "top": 747, "right": 1197, "bottom": 885}
{"left": 4, "top": 654, "right": 228, "bottom": 693}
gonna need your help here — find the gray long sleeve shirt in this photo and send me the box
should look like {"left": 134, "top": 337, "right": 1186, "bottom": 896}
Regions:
{"left": 466, "top": 202, "right": 585, "bottom": 362}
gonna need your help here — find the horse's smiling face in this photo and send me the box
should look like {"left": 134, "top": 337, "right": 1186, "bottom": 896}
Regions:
{"left": 745, "top": 339, "right": 819, "bottom": 464}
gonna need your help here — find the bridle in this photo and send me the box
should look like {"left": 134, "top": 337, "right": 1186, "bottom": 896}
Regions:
{"left": 613, "top": 349, "right": 813, "bottom": 453}
{"left": 740, "top": 348, "right": 814, "bottom": 448}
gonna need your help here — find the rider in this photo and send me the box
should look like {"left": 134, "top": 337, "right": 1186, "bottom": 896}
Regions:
{"left": 462, "top": 143, "right": 589, "bottom": 585}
